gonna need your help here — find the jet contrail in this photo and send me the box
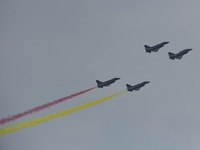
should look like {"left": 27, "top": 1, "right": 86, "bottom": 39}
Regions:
{"left": 0, "top": 90, "right": 125, "bottom": 136}
{"left": 0, "top": 87, "right": 96, "bottom": 125}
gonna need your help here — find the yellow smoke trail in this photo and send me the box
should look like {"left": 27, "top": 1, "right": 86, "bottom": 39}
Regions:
{"left": 0, "top": 90, "right": 126, "bottom": 136}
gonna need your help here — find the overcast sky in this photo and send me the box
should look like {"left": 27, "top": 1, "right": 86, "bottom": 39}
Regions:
{"left": 1, "top": 0, "right": 200, "bottom": 150}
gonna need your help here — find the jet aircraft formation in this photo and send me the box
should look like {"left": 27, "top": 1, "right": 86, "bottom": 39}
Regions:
{"left": 0, "top": 41, "right": 194, "bottom": 136}
{"left": 97, "top": 42, "right": 192, "bottom": 92}
{"left": 96, "top": 78, "right": 150, "bottom": 92}
{"left": 144, "top": 41, "right": 192, "bottom": 59}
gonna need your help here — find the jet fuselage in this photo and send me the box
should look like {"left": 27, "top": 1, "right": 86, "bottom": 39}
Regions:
{"left": 168, "top": 49, "right": 192, "bottom": 60}
{"left": 145, "top": 42, "right": 169, "bottom": 53}
{"left": 126, "top": 81, "right": 150, "bottom": 92}
{"left": 96, "top": 78, "right": 120, "bottom": 88}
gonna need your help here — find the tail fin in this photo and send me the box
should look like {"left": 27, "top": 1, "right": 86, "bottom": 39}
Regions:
{"left": 168, "top": 52, "right": 175, "bottom": 59}
{"left": 144, "top": 45, "right": 151, "bottom": 49}
{"left": 126, "top": 84, "right": 132, "bottom": 88}
{"left": 96, "top": 80, "right": 102, "bottom": 84}
{"left": 96, "top": 80, "right": 103, "bottom": 88}
{"left": 126, "top": 84, "right": 133, "bottom": 92}
{"left": 144, "top": 45, "right": 151, "bottom": 52}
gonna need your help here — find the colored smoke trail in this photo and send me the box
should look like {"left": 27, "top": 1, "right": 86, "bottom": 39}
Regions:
{"left": 0, "top": 87, "right": 96, "bottom": 125}
{"left": 0, "top": 90, "right": 125, "bottom": 136}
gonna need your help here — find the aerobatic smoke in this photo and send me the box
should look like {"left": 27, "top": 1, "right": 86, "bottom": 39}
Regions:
{"left": 0, "top": 90, "right": 125, "bottom": 136}
{"left": 0, "top": 87, "right": 96, "bottom": 125}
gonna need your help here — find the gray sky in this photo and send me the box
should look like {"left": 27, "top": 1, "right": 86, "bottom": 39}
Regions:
{"left": 1, "top": 0, "right": 200, "bottom": 150}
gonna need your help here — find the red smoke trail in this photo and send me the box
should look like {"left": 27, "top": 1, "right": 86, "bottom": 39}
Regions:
{"left": 0, "top": 87, "right": 96, "bottom": 125}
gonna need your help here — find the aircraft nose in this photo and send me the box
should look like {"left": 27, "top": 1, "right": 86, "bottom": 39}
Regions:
{"left": 165, "top": 42, "right": 169, "bottom": 44}
{"left": 145, "top": 81, "right": 150, "bottom": 84}
{"left": 115, "top": 78, "right": 120, "bottom": 80}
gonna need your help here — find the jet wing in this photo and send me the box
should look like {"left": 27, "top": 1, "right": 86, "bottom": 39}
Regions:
{"left": 152, "top": 48, "right": 160, "bottom": 52}
{"left": 176, "top": 55, "right": 184, "bottom": 59}
{"left": 135, "top": 88, "right": 141, "bottom": 91}
{"left": 133, "top": 87, "right": 141, "bottom": 91}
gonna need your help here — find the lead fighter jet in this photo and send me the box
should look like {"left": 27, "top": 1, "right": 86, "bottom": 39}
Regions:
{"left": 126, "top": 81, "right": 150, "bottom": 92}
{"left": 144, "top": 42, "right": 169, "bottom": 53}
{"left": 168, "top": 49, "right": 192, "bottom": 60}
{"left": 96, "top": 78, "right": 120, "bottom": 88}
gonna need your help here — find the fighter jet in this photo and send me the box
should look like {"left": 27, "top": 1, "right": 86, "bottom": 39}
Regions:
{"left": 126, "top": 81, "right": 150, "bottom": 92}
{"left": 144, "top": 42, "right": 169, "bottom": 53}
{"left": 168, "top": 49, "right": 192, "bottom": 60}
{"left": 96, "top": 78, "right": 120, "bottom": 88}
